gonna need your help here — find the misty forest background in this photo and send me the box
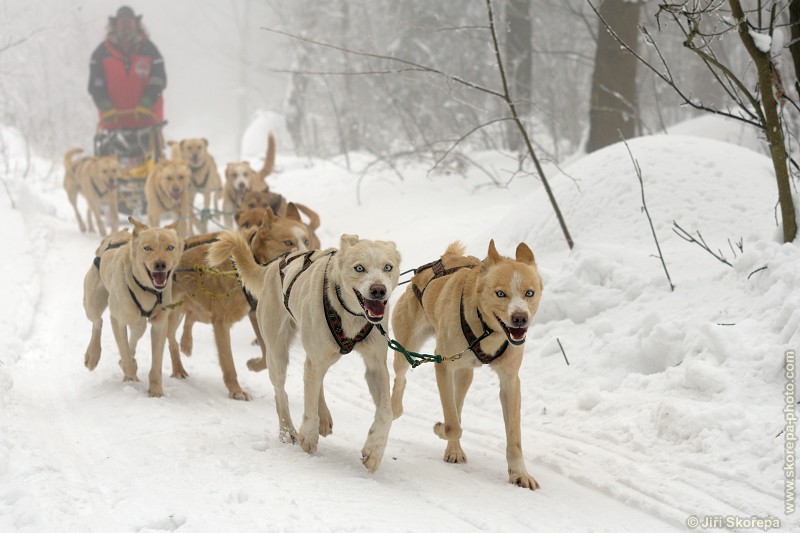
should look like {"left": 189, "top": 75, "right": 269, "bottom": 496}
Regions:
{"left": 1, "top": 0, "right": 799, "bottom": 245}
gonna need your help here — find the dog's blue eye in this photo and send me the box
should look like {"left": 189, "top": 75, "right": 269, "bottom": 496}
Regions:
{"left": 495, "top": 290, "right": 506, "bottom": 298}
{"left": 354, "top": 265, "right": 365, "bottom": 273}
{"left": 167, "top": 245, "right": 174, "bottom": 251}
{"left": 525, "top": 290, "right": 535, "bottom": 297}
{"left": 284, "top": 240, "right": 293, "bottom": 246}
{"left": 384, "top": 264, "right": 393, "bottom": 272}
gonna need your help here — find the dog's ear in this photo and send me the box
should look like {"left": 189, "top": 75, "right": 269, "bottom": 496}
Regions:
{"left": 485, "top": 239, "right": 502, "bottom": 266}
{"left": 179, "top": 139, "right": 187, "bottom": 150}
{"left": 129, "top": 216, "right": 147, "bottom": 236}
{"left": 164, "top": 220, "right": 181, "bottom": 233}
{"left": 285, "top": 202, "right": 302, "bottom": 222}
{"left": 515, "top": 243, "right": 536, "bottom": 265}
{"left": 202, "top": 138, "right": 208, "bottom": 148}
{"left": 339, "top": 234, "right": 359, "bottom": 251}
{"left": 263, "top": 206, "right": 277, "bottom": 227}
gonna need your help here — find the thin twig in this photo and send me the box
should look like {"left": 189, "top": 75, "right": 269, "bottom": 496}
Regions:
{"left": 672, "top": 221, "right": 733, "bottom": 267}
{"left": 747, "top": 265, "right": 768, "bottom": 279}
{"left": 556, "top": 338, "right": 570, "bottom": 366}
{"left": 622, "top": 136, "right": 674, "bottom": 291}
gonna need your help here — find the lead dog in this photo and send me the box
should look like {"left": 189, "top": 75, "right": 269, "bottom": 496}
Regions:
{"left": 63, "top": 148, "right": 122, "bottom": 237}
{"left": 208, "top": 232, "right": 400, "bottom": 472}
{"left": 82, "top": 217, "right": 183, "bottom": 397}
{"left": 221, "top": 132, "right": 276, "bottom": 228}
{"left": 167, "top": 204, "right": 310, "bottom": 400}
{"left": 145, "top": 160, "right": 193, "bottom": 238}
{"left": 390, "top": 240, "right": 543, "bottom": 489}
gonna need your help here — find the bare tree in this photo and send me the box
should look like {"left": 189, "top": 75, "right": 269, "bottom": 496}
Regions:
{"left": 593, "top": 1, "right": 798, "bottom": 243}
{"left": 504, "top": 0, "right": 533, "bottom": 151}
{"left": 586, "top": 0, "right": 642, "bottom": 152}
{"left": 263, "top": 0, "right": 575, "bottom": 248}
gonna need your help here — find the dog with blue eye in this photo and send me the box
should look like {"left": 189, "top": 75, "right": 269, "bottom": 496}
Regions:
{"left": 390, "top": 240, "right": 543, "bottom": 489}
{"left": 207, "top": 232, "right": 401, "bottom": 473}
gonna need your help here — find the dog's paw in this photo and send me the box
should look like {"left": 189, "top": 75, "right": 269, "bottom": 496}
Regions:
{"left": 278, "top": 427, "right": 297, "bottom": 445}
{"left": 509, "top": 470, "right": 539, "bottom": 490}
{"left": 443, "top": 442, "right": 467, "bottom": 464}
{"left": 84, "top": 349, "right": 100, "bottom": 371}
{"left": 171, "top": 368, "right": 189, "bottom": 379}
{"left": 246, "top": 356, "right": 267, "bottom": 372}
{"left": 122, "top": 375, "right": 140, "bottom": 383}
{"left": 298, "top": 432, "right": 318, "bottom": 454}
{"left": 148, "top": 385, "right": 164, "bottom": 398}
{"left": 319, "top": 416, "right": 333, "bottom": 437}
{"left": 229, "top": 390, "right": 253, "bottom": 401}
{"left": 361, "top": 445, "right": 385, "bottom": 473}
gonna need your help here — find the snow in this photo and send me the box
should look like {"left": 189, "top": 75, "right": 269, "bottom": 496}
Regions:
{"left": 1, "top": 119, "right": 798, "bottom": 532}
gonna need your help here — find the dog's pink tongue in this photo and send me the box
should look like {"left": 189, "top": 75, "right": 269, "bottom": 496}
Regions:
{"left": 509, "top": 327, "right": 527, "bottom": 341}
{"left": 151, "top": 271, "right": 168, "bottom": 288}
{"left": 364, "top": 299, "right": 386, "bottom": 318}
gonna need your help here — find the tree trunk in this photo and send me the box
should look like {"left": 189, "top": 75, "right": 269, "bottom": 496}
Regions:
{"left": 730, "top": 0, "right": 797, "bottom": 243}
{"left": 789, "top": 0, "right": 800, "bottom": 99}
{"left": 504, "top": 0, "right": 532, "bottom": 151}
{"left": 586, "top": 0, "right": 641, "bottom": 153}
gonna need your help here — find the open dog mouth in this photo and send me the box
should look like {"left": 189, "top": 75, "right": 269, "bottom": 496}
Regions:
{"left": 147, "top": 267, "right": 171, "bottom": 291}
{"left": 171, "top": 188, "right": 183, "bottom": 201}
{"left": 354, "top": 289, "right": 387, "bottom": 324}
{"left": 496, "top": 315, "right": 527, "bottom": 346}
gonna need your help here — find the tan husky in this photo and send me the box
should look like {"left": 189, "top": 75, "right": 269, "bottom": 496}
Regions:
{"left": 207, "top": 232, "right": 400, "bottom": 472}
{"left": 82, "top": 217, "right": 184, "bottom": 397}
{"left": 145, "top": 160, "right": 193, "bottom": 238}
{"left": 176, "top": 138, "right": 223, "bottom": 234}
{"left": 166, "top": 204, "right": 310, "bottom": 400}
{"left": 390, "top": 240, "right": 543, "bottom": 489}
{"left": 63, "top": 148, "right": 122, "bottom": 237}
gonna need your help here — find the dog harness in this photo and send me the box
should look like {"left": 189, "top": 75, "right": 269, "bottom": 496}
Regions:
{"left": 410, "top": 257, "right": 508, "bottom": 365}
{"left": 91, "top": 177, "right": 115, "bottom": 198}
{"left": 412, "top": 259, "right": 476, "bottom": 305}
{"left": 128, "top": 275, "right": 163, "bottom": 318}
{"left": 321, "top": 254, "right": 375, "bottom": 355}
{"left": 279, "top": 250, "right": 320, "bottom": 316}
{"left": 190, "top": 166, "right": 211, "bottom": 190}
{"left": 153, "top": 184, "right": 181, "bottom": 212}
{"left": 459, "top": 291, "right": 508, "bottom": 364}
{"left": 92, "top": 239, "right": 129, "bottom": 270}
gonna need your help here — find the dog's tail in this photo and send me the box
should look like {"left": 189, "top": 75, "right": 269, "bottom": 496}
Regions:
{"left": 443, "top": 241, "right": 466, "bottom": 258}
{"left": 257, "top": 132, "right": 276, "bottom": 180}
{"left": 293, "top": 202, "right": 320, "bottom": 231}
{"left": 206, "top": 230, "right": 266, "bottom": 297}
{"left": 64, "top": 147, "right": 83, "bottom": 171}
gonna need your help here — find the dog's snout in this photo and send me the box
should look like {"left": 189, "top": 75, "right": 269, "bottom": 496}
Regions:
{"left": 511, "top": 312, "right": 528, "bottom": 328}
{"left": 154, "top": 260, "right": 167, "bottom": 271}
{"left": 369, "top": 284, "right": 387, "bottom": 300}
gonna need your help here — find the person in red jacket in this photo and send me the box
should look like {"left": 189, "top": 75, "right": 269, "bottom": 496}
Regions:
{"left": 88, "top": 6, "right": 166, "bottom": 130}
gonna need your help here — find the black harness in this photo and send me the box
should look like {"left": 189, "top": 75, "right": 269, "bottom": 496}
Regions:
{"left": 91, "top": 177, "right": 114, "bottom": 198}
{"left": 412, "top": 259, "right": 474, "bottom": 304}
{"left": 191, "top": 166, "right": 211, "bottom": 190}
{"left": 321, "top": 254, "right": 374, "bottom": 354}
{"left": 128, "top": 275, "right": 163, "bottom": 318}
{"left": 411, "top": 257, "right": 508, "bottom": 365}
{"left": 459, "top": 291, "right": 508, "bottom": 364}
{"left": 280, "top": 250, "right": 320, "bottom": 316}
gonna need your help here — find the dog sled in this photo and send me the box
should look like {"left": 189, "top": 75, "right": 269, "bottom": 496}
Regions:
{"left": 94, "top": 116, "right": 166, "bottom": 216}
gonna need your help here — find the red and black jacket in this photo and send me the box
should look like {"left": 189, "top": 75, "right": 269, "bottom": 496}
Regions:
{"left": 88, "top": 36, "right": 166, "bottom": 130}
